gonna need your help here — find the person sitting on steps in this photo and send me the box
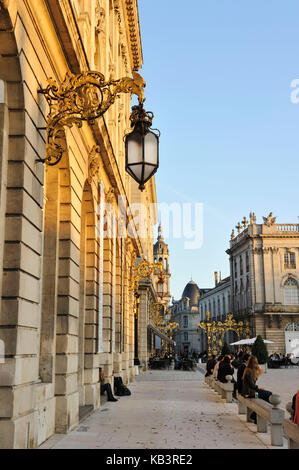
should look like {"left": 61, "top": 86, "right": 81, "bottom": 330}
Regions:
{"left": 100, "top": 368, "right": 118, "bottom": 402}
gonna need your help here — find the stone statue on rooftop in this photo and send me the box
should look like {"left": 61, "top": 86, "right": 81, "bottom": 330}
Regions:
{"left": 263, "top": 212, "right": 276, "bottom": 227}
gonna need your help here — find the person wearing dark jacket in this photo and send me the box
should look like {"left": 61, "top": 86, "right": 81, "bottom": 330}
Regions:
{"left": 217, "top": 356, "right": 235, "bottom": 383}
{"left": 100, "top": 369, "right": 118, "bottom": 402}
{"left": 236, "top": 353, "right": 251, "bottom": 394}
{"left": 205, "top": 354, "right": 216, "bottom": 377}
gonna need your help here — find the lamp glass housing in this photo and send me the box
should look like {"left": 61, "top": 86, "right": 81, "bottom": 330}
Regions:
{"left": 125, "top": 109, "right": 159, "bottom": 191}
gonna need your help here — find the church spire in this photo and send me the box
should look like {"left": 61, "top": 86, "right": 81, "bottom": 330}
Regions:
{"left": 158, "top": 222, "right": 163, "bottom": 240}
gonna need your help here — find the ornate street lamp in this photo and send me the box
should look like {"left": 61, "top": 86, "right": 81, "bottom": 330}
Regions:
{"left": 38, "top": 71, "right": 153, "bottom": 171}
{"left": 125, "top": 103, "right": 160, "bottom": 191}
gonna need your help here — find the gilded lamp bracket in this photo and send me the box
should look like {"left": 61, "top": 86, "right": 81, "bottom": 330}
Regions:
{"left": 130, "top": 259, "right": 164, "bottom": 292}
{"left": 38, "top": 71, "right": 146, "bottom": 166}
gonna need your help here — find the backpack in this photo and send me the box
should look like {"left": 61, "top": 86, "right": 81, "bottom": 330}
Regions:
{"left": 114, "top": 376, "right": 131, "bottom": 396}
{"left": 116, "top": 384, "right": 131, "bottom": 396}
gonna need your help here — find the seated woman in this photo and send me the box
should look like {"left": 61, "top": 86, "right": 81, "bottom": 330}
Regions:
{"left": 213, "top": 355, "right": 223, "bottom": 380}
{"left": 99, "top": 369, "right": 118, "bottom": 402}
{"left": 242, "top": 355, "right": 272, "bottom": 423}
{"left": 217, "top": 356, "right": 235, "bottom": 383}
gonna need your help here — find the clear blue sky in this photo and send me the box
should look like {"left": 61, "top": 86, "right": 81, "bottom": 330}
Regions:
{"left": 137, "top": 0, "right": 299, "bottom": 300}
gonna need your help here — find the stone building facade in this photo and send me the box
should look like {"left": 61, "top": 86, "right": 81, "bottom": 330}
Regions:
{"left": 0, "top": 0, "right": 160, "bottom": 449}
{"left": 172, "top": 280, "right": 210, "bottom": 356}
{"left": 227, "top": 212, "right": 299, "bottom": 356}
{"left": 198, "top": 274, "right": 231, "bottom": 353}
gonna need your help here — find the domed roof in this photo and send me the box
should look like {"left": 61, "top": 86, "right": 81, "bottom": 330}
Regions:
{"left": 182, "top": 280, "right": 201, "bottom": 306}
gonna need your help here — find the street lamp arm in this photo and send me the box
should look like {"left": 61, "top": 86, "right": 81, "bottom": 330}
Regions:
{"left": 130, "top": 259, "right": 164, "bottom": 292}
{"left": 39, "top": 71, "right": 146, "bottom": 166}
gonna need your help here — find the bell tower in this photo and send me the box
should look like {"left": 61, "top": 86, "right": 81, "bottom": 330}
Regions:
{"left": 153, "top": 223, "right": 171, "bottom": 308}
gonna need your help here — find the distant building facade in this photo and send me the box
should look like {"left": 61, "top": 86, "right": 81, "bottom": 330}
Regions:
{"left": 181, "top": 213, "right": 299, "bottom": 358}
{"left": 171, "top": 281, "right": 210, "bottom": 356}
{"left": 198, "top": 273, "right": 231, "bottom": 353}
{"left": 227, "top": 212, "right": 299, "bottom": 356}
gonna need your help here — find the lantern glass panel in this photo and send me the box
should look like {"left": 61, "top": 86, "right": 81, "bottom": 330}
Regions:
{"left": 130, "top": 164, "right": 143, "bottom": 182}
{"left": 127, "top": 130, "right": 143, "bottom": 165}
{"left": 144, "top": 131, "right": 158, "bottom": 165}
{"left": 143, "top": 164, "right": 156, "bottom": 181}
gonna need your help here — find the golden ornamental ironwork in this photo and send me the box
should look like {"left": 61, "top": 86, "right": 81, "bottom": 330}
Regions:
{"left": 150, "top": 302, "right": 163, "bottom": 327}
{"left": 130, "top": 259, "right": 164, "bottom": 292}
{"left": 39, "top": 71, "right": 146, "bottom": 166}
{"left": 197, "top": 312, "right": 251, "bottom": 356}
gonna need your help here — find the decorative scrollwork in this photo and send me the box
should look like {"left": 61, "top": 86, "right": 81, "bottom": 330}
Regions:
{"left": 198, "top": 312, "right": 251, "bottom": 356}
{"left": 39, "top": 71, "right": 146, "bottom": 165}
{"left": 130, "top": 259, "right": 164, "bottom": 292}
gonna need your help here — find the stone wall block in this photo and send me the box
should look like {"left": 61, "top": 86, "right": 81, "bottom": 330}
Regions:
{"left": 55, "top": 373, "right": 77, "bottom": 396}
{"left": 56, "top": 315, "right": 78, "bottom": 336}
{"left": 55, "top": 392, "right": 79, "bottom": 434}
{"left": 56, "top": 334, "right": 78, "bottom": 354}
{"left": 0, "top": 56, "right": 21, "bottom": 82}
{"left": 84, "top": 383, "right": 100, "bottom": 408}
{"left": 55, "top": 354, "right": 78, "bottom": 375}
{"left": 57, "top": 296, "right": 79, "bottom": 317}
{"left": 0, "top": 357, "right": 38, "bottom": 386}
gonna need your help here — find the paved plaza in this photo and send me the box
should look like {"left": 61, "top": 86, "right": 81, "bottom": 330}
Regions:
{"left": 39, "top": 367, "right": 298, "bottom": 449}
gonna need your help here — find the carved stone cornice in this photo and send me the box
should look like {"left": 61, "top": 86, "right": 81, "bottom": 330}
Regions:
{"left": 123, "top": 0, "right": 143, "bottom": 71}
{"left": 265, "top": 305, "right": 299, "bottom": 313}
{"left": 253, "top": 246, "right": 279, "bottom": 254}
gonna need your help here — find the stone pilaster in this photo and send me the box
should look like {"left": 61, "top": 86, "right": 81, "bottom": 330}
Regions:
{"left": 55, "top": 171, "right": 80, "bottom": 434}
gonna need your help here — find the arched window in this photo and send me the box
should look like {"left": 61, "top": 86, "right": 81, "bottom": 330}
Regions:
{"left": 284, "top": 278, "right": 299, "bottom": 305}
